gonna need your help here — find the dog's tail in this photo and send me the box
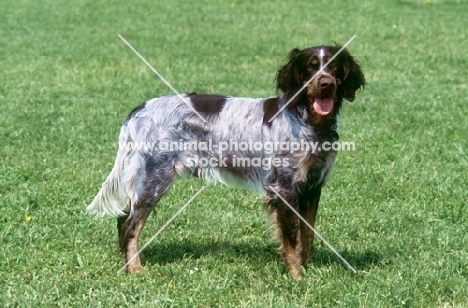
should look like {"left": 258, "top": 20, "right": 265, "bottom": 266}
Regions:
{"left": 86, "top": 126, "right": 131, "bottom": 218}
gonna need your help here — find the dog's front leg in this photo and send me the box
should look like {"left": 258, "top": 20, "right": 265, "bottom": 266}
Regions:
{"left": 265, "top": 187, "right": 304, "bottom": 280}
{"left": 276, "top": 202, "right": 304, "bottom": 280}
{"left": 298, "top": 185, "right": 321, "bottom": 266}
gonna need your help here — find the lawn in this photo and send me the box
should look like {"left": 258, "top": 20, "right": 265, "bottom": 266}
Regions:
{"left": 1, "top": 0, "right": 467, "bottom": 306}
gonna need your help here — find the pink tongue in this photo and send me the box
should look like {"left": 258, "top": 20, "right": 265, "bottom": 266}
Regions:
{"left": 312, "top": 98, "right": 334, "bottom": 115}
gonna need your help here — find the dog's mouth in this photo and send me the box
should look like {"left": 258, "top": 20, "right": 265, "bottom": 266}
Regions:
{"left": 309, "top": 97, "right": 335, "bottom": 116}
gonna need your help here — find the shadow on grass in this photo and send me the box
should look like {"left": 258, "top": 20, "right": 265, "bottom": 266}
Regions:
{"left": 312, "top": 249, "right": 386, "bottom": 270}
{"left": 140, "top": 239, "right": 384, "bottom": 271}
{"left": 141, "top": 240, "right": 279, "bottom": 265}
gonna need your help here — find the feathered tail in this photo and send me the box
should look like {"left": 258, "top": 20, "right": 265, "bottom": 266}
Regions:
{"left": 87, "top": 126, "right": 131, "bottom": 218}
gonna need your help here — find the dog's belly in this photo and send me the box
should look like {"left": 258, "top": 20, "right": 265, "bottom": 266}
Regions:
{"left": 203, "top": 167, "right": 267, "bottom": 194}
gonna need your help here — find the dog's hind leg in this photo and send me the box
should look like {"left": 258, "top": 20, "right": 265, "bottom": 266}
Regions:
{"left": 117, "top": 158, "right": 176, "bottom": 274}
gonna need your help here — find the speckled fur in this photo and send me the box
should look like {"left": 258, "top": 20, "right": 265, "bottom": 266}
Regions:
{"left": 87, "top": 45, "right": 365, "bottom": 279}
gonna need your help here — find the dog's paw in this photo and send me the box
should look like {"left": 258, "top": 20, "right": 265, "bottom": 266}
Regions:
{"left": 127, "top": 265, "right": 144, "bottom": 275}
{"left": 288, "top": 266, "right": 306, "bottom": 281}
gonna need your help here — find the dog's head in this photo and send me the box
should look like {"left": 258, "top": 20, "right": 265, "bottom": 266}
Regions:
{"left": 276, "top": 45, "right": 365, "bottom": 124}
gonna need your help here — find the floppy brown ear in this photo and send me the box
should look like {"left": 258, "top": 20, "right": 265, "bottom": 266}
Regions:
{"left": 275, "top": 48, "right": 303, "bottom": 96}
{"left": 341, "top": 50, "right": 366, "bottom": 102}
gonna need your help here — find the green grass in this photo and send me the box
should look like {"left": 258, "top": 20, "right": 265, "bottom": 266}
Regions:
{"left": 1, "top": 0, "right": 468, "bottom": 306}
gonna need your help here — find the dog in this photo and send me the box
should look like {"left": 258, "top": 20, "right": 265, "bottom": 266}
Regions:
{"left": 87, "top": 45, "right": 365, "bottom": 280}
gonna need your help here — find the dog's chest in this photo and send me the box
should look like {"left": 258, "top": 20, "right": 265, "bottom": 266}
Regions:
{"left": 294, "top": 149, "right": 337, "bottom": 187}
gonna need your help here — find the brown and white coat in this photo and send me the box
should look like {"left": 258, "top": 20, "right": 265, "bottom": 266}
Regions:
{"left": 88, "top": 45, "right": 365, "bottom": 280}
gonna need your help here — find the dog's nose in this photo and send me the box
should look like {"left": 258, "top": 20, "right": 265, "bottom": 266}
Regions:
{"left": 319, "top": 77, "right": 335, "bottom": 88}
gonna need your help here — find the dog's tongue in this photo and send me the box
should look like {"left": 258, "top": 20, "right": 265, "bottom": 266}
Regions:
{"left": 312, "top": 98, "right": 334, "bottom": 115}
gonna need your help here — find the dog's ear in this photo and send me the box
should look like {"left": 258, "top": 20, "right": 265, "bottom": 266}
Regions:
{"left": 339, "top": 49, "right": 366, "bottom": 102}
{"left": 275, "top": 48, "right": 303, "bottom": 95}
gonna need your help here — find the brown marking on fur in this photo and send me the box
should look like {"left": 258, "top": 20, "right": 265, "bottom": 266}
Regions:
{"left": 117, "top": 168, "right": 177, "bottom": 274}
{"left": 282, "top": 239, "right": 304, "bottom": 280}
{"left": 126, "top": 213, "right": 152, "bottom": 274}
{"left": 305, "top": 76, "right": 337, "bottom": 99}
{"left": 188, "top": 93, "right": 226, "bottom": 114}
{"left": 299, "top": 187, "right": 321, "bottom": 265}
{"left": 276, "top": 46, "right": 365, "bottom": 129}
{"left": 117, "top": 208, "right": 154, "bottom": 274}
{"left": 303, "top": 77, "right": 339, "bottom": 127}
{"left": 263, "top": 97, "right": 280, "bottom": 127}
{"left": 293, "top": 152, "right": 322, "bottom": 183}
{"left": 274, "top": 211, "right": 304, "bottom": 280}
{"left": 270, "top": 192, "right": 305, "bottom": 280}
{"left": 264, "top": 181, "right": 322, "bottom": 280}
{"left": 293, "top": 150, "right": 337, "bottom": 185}
{"left": 293, "top": 153, "right": 314, "bottom": 183}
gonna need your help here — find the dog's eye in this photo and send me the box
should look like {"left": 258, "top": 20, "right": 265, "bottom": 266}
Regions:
{"left": 308, "top": 58, "right": 319, "bottom": 69}
{"left": 325, "top": 59, "right": 337, "bottom": 70}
